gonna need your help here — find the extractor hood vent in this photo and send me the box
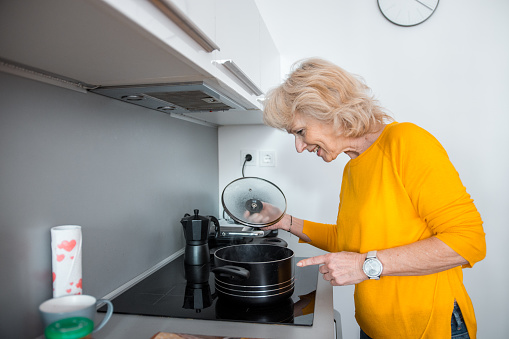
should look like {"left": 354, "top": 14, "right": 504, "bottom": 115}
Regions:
{"left": 147, "top": 90, "right": 231, "bottom": 111}
{"left": 90, "top": 82, "right": 247, "bottom": 114}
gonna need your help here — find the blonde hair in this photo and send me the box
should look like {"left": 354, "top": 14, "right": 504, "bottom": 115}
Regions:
{"left": 263, "top": 58, "right": 392, "bottom": 137}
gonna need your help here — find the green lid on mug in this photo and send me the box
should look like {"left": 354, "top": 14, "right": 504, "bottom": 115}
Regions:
{"left": 44, "top": 317, "right": 94, "bottom": 339}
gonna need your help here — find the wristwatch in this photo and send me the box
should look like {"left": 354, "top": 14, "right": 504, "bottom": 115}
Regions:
{"left": 363, "top": 250, "right": 383, "bottom": 280}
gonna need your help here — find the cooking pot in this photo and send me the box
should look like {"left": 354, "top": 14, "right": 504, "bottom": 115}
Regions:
{"left": 212, "top": 244, "right": 295, "bottom": 305}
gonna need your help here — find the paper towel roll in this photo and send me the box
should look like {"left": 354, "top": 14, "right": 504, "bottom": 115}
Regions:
{"left": 51, "top": 225, "right": 83, "bottom": 297}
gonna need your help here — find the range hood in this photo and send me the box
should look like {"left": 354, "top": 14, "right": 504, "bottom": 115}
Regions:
{"left": 90, "top": 81, "right": 249, "bottom": 114}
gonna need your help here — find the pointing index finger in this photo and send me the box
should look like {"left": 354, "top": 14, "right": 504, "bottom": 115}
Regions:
{"left": 297, "top": 255, "right": 327, "bottom": 267}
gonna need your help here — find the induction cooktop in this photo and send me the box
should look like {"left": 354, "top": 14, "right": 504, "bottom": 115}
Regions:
{"left": 100, "top": 252, "right": 319, "bottom": 326}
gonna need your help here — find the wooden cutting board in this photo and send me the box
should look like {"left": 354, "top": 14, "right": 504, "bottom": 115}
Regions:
{"left": 151, "top": 332, "right": 267, "bottom": 339}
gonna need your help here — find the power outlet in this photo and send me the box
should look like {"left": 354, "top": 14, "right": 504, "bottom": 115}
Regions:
{"left": 259, "top": 150, "right": 276, "bottom": 167}
{"left": 240, "top": 149, "right": 257, "bottom": 166}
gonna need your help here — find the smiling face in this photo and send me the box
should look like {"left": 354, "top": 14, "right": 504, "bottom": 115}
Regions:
{"left": 289, "top": 113, "right": 381, "bottom": 161}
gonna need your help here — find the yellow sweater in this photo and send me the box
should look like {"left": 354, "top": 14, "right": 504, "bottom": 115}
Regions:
{"left": 302, "top": 122, "right": 486, "bottom": 338}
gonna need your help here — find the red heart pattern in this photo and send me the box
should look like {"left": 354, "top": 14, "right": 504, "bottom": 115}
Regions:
{"left": 58, "top": 240, "right": 76, "bottom": 252}
{"left": 53, "top": 236, "right": 82, "bottom": 297}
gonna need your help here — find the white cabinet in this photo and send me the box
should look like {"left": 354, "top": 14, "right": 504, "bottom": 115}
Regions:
{"left": 215, "top": 0, "right": 261, "bottom": 94}
{"left": 0, "top": 0, "right": 280, "bottom": 125}
{"left": 214, "top": 0, "right": 280, "bottom": 96}
{"left": 100, "top": 0, "right": 281, "bottom": 125}
{"left": 95, "top": 0, "right": 281, "bottom": 117}
{"left": 168, "top": 0, "right": 217, "bottom": 44}
{"left": 259, "top": 14, "right": 281, "bottom": 94}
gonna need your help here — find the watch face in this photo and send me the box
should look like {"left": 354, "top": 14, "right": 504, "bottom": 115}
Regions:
{"left": 363, "top": 258, "right": 382, "bottom": 278}
{"left": 378, "top": 0, "right": 439, "bottom": 27}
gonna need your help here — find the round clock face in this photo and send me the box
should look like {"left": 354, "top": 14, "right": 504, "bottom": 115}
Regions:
{"left": 378, "top": 0, "right": 439, "bottom": 27}
{"left": 363, "top": 259, "right": 382, "bottom": 277}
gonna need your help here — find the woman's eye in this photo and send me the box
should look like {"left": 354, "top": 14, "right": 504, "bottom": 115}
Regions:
{"left": 296, "top": 129, "right": 304, "bottom": 136}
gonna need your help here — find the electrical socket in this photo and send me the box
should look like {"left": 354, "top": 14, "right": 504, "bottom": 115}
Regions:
{"left": 259, "top": 150, "right": 276, "bottom": 167}
{"left": 240, "top": 149, "right": 257, "bottom": 166}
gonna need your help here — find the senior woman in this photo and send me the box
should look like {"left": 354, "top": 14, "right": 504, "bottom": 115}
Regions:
{"left": 255, "top": 58, "right": 486, "bottom": 339}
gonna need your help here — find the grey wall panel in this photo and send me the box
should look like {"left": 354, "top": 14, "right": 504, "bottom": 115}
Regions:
{"left": 0, "top": 72, "right": 219, "bottom": 338}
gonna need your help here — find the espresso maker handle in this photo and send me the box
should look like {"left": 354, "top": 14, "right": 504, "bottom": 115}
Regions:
{"left": 208, "top": 215, "right": 221, "bottom": 239}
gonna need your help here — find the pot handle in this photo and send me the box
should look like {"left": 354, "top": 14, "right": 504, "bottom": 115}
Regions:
{"left": 212, "top": 265, "right": 250, "bottom": 281}
{"left": 208, "top": 215, "right": 220, "bottom": 239}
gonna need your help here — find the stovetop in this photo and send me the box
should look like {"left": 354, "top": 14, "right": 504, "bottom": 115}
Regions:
{"left": 100, "top": 242, "right": 319, "bottom": 326}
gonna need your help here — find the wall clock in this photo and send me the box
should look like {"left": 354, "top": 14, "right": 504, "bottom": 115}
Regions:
{"left": 378, "top": 0, "right": 439, "bottom": 27}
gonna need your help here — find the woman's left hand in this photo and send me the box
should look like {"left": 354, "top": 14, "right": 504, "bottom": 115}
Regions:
{"left": 242, "top": 202, "right": 283, "bottom": 225}
{"left": 297, "top": 252, "right": 367, "bottom": 286}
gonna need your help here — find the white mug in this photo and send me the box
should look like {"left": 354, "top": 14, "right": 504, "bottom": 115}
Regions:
{"left": 39, "top": 295, "right": 113, "bottom": 332}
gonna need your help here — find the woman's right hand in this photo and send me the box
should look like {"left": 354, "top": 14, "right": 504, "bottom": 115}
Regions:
{"left": 297, "top": 251, "right": 367, "bottom": 286}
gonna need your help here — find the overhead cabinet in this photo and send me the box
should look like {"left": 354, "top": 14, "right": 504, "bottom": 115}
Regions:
{"left": 215, "top": 0, "right": 262, "bottom": 93}
{"left": 165, "top": 0, "right": 278, "bottom": 96}
{"left": 0, "top": 0, "right": 280, "bottom": 126}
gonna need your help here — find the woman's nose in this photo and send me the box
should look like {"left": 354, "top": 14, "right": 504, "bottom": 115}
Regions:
{"left": 295, "top": 137, "right": 307, "bottom": 153}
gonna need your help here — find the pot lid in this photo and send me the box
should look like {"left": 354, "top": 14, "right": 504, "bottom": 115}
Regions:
{"left": 221, "top": 177, "right": 286, "bottom": 227}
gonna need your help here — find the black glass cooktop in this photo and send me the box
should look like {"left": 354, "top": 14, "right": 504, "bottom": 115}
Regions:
{"left": 100, "top": 252, "right": 319, "bottom": 326}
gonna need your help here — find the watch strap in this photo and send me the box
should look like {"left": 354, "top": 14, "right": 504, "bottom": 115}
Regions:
{"left": 366, "top": 250, "right": 377, "bottom": 259}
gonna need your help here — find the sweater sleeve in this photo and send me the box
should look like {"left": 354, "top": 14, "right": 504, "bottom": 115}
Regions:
{"left": 299, "top": 220, "right": 340, "bottom": 252}
{"left": 393, "top": 123, "right": 486, "bottom": 267}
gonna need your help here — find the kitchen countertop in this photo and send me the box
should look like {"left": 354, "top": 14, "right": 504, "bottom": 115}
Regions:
{"left": 94, "top": 258, "right": 334, "bottom": 339}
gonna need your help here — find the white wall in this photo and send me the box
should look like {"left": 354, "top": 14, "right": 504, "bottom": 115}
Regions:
{"left": 219, "top": 0, "right": 509, "bottom": 338}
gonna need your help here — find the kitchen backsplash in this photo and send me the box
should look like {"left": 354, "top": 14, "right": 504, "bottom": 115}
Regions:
{"left": 0, "top": 71, "right": 219, "bottom": 338}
